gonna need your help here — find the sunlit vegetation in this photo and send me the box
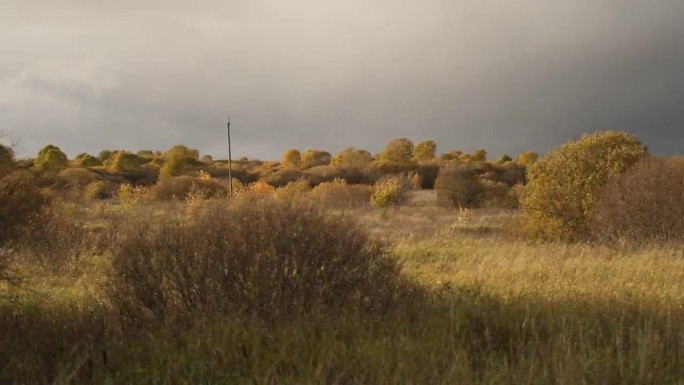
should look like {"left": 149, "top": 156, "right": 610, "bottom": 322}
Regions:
{"left": 2, "top": 131, "right": 684, "bottom": 383}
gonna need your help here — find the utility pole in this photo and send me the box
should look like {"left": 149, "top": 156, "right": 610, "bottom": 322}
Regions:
{"left": 227, "top": 116, "right": 233, "bottom": 197}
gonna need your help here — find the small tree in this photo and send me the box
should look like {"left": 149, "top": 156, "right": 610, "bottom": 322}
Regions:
{"left": 201, "top": 154, "right": 214, "bottom": 163}
{"left": 281, "top": 148, "right": 303, "bottom": 169}
{"left": 301, "top": 149, "right": 332, "bottom": 169}
{"left": 435, "top": 163, "right": 485, "bottom": 208}
{"left": 156, "top": 145, "right": 201, "bottom": 179}
{"left": 378, "top": 138, "right": 414, "bottom": 165}
{"left": 137, "top": 150, "right": 156, "bottom": 159}
{"left": 58, "top": 168, "right": 100, "bottom": 188}
{"left": 110, "top": 152, "right": 146, "bottom": 172}
{"left": 331, "top": 148, "right": 373, "bottom": 168}
{"left": 76, "top": 154, "right": 103, "bottom": 167}
{"left": 98, "top": 150, "right": 113, "bottom": 163}
{"left": 498, "top": 154, "right": 513, "bottom": 163}
{"left": 413, "top": 140, "right": 437, "bottom": 162}
{"left": 34, "top": 145, "right": 68, "bottom": 173}
{"left": 164, "top": 145, "right": 200, "bottom": 162}
{"left": 159, "top": 156, "right": 187, "bottom": 179}
{"left": 516, "top": 151, "right": 538, "bottom": 167}
{"left": 440, "top": 150, "right": 464, "bottom": 161}
{"left": 370, "top": 176, "right": 409, "bottom": 214}
{"left": 521, "top": 131, "right": 647, "bottom": 241}
{"left": 471, "top": 149, "right": 487, "bottom": 162}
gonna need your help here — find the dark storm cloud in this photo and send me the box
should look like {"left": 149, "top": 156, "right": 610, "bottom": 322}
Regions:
{"left": 1, "top": 0, "right": 683, "bottom": 159}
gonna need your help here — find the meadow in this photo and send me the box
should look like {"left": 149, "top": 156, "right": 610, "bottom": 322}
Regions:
{"left": 2, "top": 188, "right": 684, "bottom": 384}
{"left": 2, "top": 132, "right": 684, "bottom": 384}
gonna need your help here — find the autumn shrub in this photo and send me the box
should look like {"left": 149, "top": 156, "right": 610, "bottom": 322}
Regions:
{"left": 148, "top": 176, "right": 227, "bottom": 201}
{"left": 521, "top": 131, "right": 647, "bottom": 242}
{"left": 491, "top": 162, "right": 527, "bottom": 186}
{"left": 309, "top": 179, "right": 372, "bottom": 208}
{"left": 184, "top": 184, "right": 211, "bottom": 217}
{"left": 206, "top": 165, "right": 258, "bottom": 184}
{"left": 109, "top": 152, "right": 147, "bottom": 172}
{"left": 376, "top": 138, "right": 414, "bottom": 165}
{"left": 331, "top": 147, "right": 373, "bottom": 168}
{"left": 108, "top": 196, "right": 409, "bottom": 324}
{"left": 158, "top": 157, "right": 191, "bottom": 179}
{"left": 227, "top": 178, "right": 246, "bottom": 195}
{"left": 58, "top": 167, "right": 100, "bottom": 189}
{"left": 281, "top": 148, "right": 303, "bottom": 169}
{"left": 247, "top": 181, "right": 276, "bottom": 194}
{"left": 469, "top": 161, "right": 493, "bottom": 175}
{"left": 306, "top": 165, "right": 374, "bottom": 185}
{"left": 75, "top": 154, "right": 103, "bottom": 167}
{"left": 481, "top": 180, "right": 518, "bottom": 209}
{"left": 33, "top": 145, "right": 68, "bottom": 173}
{"left": 264, "top": 169, "right": 317, "bottom": 188}
{"left": 590, "top": 156, "right": 684, "bottom": 243}
{"left": 516, "top": 151, "right": 539, "bottom": 167}
{"left": 84, "top": 180, "right": 118, "bottom": 200}
{"left": 413, "top": 140, "right": 437, "bottom": 162}
{"left": 435, "top": 163, "right": 485, "bottom": 208}
{"left": 408, "top": 171, "right": 422, "bottom": 190}
{"left": 301, "top": 149, "right": 332, "bottom": 169}
{"left": 0, "top": 183, "right": 91, "bottom": 268}
{"left": 116, "top": 164, "right": 159, "bottom": 186}
{"left": 273, "top": 179, "right": 311, "bottom": 202}
{"left": 0, "top": 173, "right": 48, "bottom": 246}
{"left": 252, "top": 161, "right": 279, "bottom": 178}
{"left": 18, "top": 206, "right": 90, "bottom": 267}
{"left": 118, "top": 184, "right": 149, "bottom": 209}
{"left": 369, "top": 161, "right": 416, "bottom": 182}
{"left": 370, "top": 175, "right": 410, "bottom": 212}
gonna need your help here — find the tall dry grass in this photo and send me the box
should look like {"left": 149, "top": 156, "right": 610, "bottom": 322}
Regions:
{"left": 2, "top": 190, "right": 684, "bottom": 383}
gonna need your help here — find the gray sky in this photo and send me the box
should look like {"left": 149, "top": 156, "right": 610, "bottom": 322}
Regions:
{"left": 1, "top": 0, "right": 683, "bottom": 160}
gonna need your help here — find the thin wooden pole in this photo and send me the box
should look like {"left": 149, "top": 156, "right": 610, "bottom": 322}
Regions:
{"left": 227, "top": 116, "right": 233, "bottom": 197}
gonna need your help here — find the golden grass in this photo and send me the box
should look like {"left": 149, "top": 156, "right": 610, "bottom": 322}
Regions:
{"left": 396, "top": 238, "right": 684, "bottom": 307}
{"left": 2, "top": 191, "right": 684, "bottom": 384}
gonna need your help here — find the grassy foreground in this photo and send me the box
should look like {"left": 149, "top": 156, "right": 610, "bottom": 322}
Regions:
{"left": 2, "top": 202, "right": 684, "bottom": 384}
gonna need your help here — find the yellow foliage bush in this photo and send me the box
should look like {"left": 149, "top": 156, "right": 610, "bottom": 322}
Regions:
{"left": 58, "top": 167, "right": 100, "bottom": 189}
{"left": 309, "top": 179, "right": 372, "bottom": 208}
{"left": 149, "top": 176, "right": 227, "bottom": 201}
{"left": 197, "top": 170, "right": 212, "bottom": 180}
{"left": 481, "top": 180, "right": 518, "bottom": 209}
{"left": 84, "top": 180, "right": 118, "bottom": 200}
{"left": 184, "top": 183, "right": 211, "bottom": 217}
{"left": 370, "top": 176, "right": 409, "bottom": 211}
{"left": 118, "top": 184, "right": 149, "bottom": 209}
{"left": 521, "top": 131, "right": 647, "bottom": 241}
{"left": 273, "top": 179, "right": 311, "bottom": 202}
{"left": 248, "top": 181, "right": 276, "bottom": 195}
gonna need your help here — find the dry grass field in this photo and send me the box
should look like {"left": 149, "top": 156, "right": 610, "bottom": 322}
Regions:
{"left": 2, "top": 188, "right": 684, "bottom": 384}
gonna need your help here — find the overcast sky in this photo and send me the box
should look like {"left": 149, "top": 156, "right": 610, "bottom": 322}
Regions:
{"left": 1, "top": 0, "right": 683, "bottom": 160}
